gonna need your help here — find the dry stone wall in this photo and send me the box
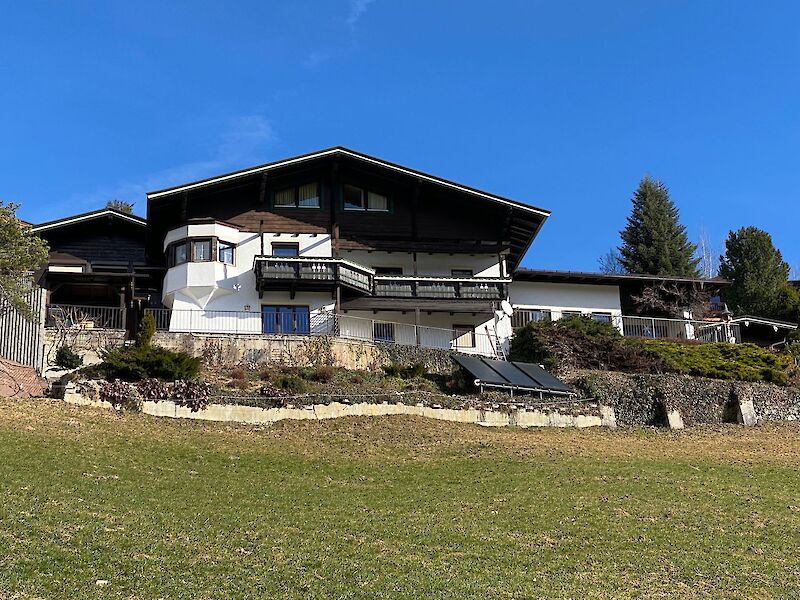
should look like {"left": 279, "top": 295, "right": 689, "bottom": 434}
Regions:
{"left": 570, "top": 370, "right": 800, "bottom": 427}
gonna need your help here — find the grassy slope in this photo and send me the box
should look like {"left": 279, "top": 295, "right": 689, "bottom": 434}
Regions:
{"left": 1, "top": 399, "right": 799, "bottom": 599}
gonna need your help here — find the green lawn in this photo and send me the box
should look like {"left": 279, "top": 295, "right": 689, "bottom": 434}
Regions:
{"left": 1, "top": 399, "right": 799, "bottom": 599}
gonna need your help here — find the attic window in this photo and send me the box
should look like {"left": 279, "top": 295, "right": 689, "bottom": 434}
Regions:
{"left": 274, "top": 183, "right": 320, "bottom": 208}
{"left": 343, "top": 184, "right": 389, "bottom": 212}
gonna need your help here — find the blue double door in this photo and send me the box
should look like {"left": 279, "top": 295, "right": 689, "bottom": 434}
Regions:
{"left": 261, "top": 305, "right": 310, "bottom": 335}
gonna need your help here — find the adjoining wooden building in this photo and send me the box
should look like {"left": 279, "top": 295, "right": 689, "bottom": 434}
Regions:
{"left": 30, "top": 208, "right": 159, "bottom": 337}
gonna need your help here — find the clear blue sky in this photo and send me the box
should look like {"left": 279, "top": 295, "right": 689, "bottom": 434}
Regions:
{"left": 2, "top": 1, "right": 799, "bottom": 272}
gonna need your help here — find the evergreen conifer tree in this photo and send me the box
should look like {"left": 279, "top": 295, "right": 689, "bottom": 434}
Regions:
{"left": 618, "top": 176, "right": 699, "bottom": 276}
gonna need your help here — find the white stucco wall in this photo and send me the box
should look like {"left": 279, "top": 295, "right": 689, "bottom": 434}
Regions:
{"left": 158, "top": 222, "right": 507, "bottom": 348}
{"left": 162, "top": 223, "right": 332, "bottom": 309}
{"left": 509, "top": 281, "right": 623, "bottom": 322}
{"left": 339, "top": 250, "right": 503, "bottom": 278}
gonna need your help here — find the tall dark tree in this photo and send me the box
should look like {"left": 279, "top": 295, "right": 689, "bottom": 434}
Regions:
{"left": 618, "top": 176, "right": 699, "bottom": 276}
{"left": 718, "top": 226, "right": 799, "bottom": 320}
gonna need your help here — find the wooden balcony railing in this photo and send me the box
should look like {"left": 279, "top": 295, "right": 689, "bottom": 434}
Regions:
{"left": 373, "top": 276, "right": 508, "bottom": 300}
{"left": 253, "top": 257, "right": 373, "bottom": 294}
{"left": 254, "top": 256, "right": 510, "bottom": 301}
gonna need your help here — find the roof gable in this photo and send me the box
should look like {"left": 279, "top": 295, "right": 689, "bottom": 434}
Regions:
{"left": 146, "top": 146, "right": 550, "bottom": 217}
{"left": 30, "top": 209, "right": 146, "bottom": 233}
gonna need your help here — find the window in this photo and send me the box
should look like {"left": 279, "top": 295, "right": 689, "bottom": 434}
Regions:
{"left": 367, "top": 191, "right": 388, "bottom": 211}
{"left": 453, "top": 324, "right": 476, "bottom": 348}
{"left": 373, "top": 321, "right": 395, "bottom": 343}
{"left": 192, "top": 240, "right": 212, "bottom": 262}
{"left": 218, "top": 241, "right": 235, "bottom": 265}
{"left": 374, "top": 267, "right": 404, "bottom": 276}
{"left": 511, "top": 309, "right": 551, "bottom": 329}
{"left": 561, "top": 311, "right": 582, "bottom": 319}
{"left": 343, "top": 184, "right": 389, "bottom": 212}
{"left": 451, "top": 269, "right": 474, "bottom": 278}
{"left": 173, "top": 242, "right": 188, "bottom": 266}
{"left": 168, "top": 237, "right": 232, "bottom": 266}
{"left": 275, "top": 188, "right": 295, "bottom": 207}
{"left": 298, "top": 183, "right": 319, "bottom": 208}
{"left": 271, "top": 243, "right": 299, "bottom": 257}
{"left": 262, "top": 306, "right": 310, "bottom": 335}
{"left": 591, "top": 312, "right": 612, "bottom": 323}
{"left": 343, "top": 184, "right": 364, "bottom": 210}
{"left": 274, "top": 183, "right": 320, "bottom": 208}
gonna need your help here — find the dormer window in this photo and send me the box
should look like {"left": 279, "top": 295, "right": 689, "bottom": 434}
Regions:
{"left": 343, "top": 184, "right": 389, "bottom": 212}
{"left": 274, "top": 183, "right": 320, "bottom": 208}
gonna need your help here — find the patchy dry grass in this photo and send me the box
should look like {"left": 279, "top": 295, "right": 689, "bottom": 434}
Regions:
{"left": 1, "top": 398, "right": 800, "bottom": 599}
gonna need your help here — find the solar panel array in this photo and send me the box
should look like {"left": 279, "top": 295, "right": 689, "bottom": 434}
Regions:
{"left": 452, "top": 355, "right": 573, "bottom": 395}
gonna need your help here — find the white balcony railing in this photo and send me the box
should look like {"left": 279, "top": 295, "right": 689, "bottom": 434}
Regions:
{"left": 619, "top": 315, "right": 741, "bottom": 343}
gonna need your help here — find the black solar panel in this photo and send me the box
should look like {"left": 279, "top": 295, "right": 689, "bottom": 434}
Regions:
{"left": 484, "top": 359, "right": 535, "bottom": 388}
{"left": 452, "top": 355, "right": 573, "bottom": 395}
{"left": 513, "top": 362, "right": 573, "bottom": 394}
{"left": 451, "top": 355, "right": 501, "bottom": 383}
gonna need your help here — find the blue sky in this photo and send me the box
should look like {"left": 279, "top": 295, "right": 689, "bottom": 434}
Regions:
{"left": 2, "top": 0, "right": 799, "bottom": 272}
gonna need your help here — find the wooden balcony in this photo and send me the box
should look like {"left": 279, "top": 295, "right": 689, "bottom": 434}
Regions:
{"left": 373, "top": 276, "right": 508, "bottom": 301}
{"left": 254, "top": 257, "right": 373, "bottom": 297}
{"left": 253, "top": 256, "right": 509, "bottom": 303}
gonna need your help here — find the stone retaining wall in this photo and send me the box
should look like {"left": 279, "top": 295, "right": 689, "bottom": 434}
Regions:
{"left": 46, "top": 329, "right": 460, "bottom": 374}
{"left": 570, "top": 370, "right": 800, "bottom": 427}
{"left": 154, "top": 332, "right": 460, "bottom": 373}
{"left": 63, "top": 385, "right": 614, "bottom": 429}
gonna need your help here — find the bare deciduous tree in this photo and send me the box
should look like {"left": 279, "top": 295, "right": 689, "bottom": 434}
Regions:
{"left": 598, "top": 248, "right": 625, "bottom": 274}
{"left": 696, "top": 226, "right": 719, "bottom": 279}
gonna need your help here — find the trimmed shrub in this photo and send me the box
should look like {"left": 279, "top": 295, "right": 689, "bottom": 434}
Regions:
{"left": 382, "top": 363, "right": 403, "bottom": 378}
{"left": 510, "top": 316, "right": 665, "bottom": 373}
{"left": 382, "top": 362, "right": 428, "bottom": 379}
{"left": 229, "top": 367, "right": 248, "bottom": 381}
{"left": 642, "top": 340, "right": 794, "bottom": 385}
{"left": 54, "top": 346, "right": 83, "bottom": 370}
{"left": 136, "top": 312, "right": 156, "bottom": 347}
{"left": 308, "top": 365, "right": 336, "bottom": 383}
{"left": 510, "top": 315, "right": 795, "bottom": 385}
{"left": 100, "top": 344, "right": 201, "bottom": 382}
{"left": 277, "top": 374, "right": 308, "bottom": 394}
{"left": 403, "top": 362, "right": 427, "bottom": 379}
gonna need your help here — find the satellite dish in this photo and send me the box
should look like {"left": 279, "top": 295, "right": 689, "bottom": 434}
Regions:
{"left": 501, "top": 300, "right": 514, "bottom": 317}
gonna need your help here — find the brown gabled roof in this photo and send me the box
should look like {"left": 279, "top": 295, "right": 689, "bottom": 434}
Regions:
{"left": 30, "top": 208, "right": 145, "bottom": 233}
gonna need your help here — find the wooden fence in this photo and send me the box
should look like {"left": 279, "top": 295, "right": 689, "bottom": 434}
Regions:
{"left": 0, "top": 287, "right": 45, "bottom": 371}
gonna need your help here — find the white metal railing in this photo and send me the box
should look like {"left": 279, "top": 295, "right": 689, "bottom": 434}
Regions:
{"left": 144, "top": 308, "right": 499, "bottom": 357}
{"left": 618, "top": 315, "right": 741, "bottom": 343}
{"left": 511, "top": 309, "right": 552, "bottom": 329}
{"left": 45, "top": 304, "right": 126, "bottom": 330}
{"left": 509, "top": 310, "right": 742, "bottom": 344}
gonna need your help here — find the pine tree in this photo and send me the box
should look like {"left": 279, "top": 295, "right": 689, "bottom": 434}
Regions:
{"left": 718, "top": 226, "right": 799, "bottom": 320}
{"left": 618, "top": 176, "right": 699, "bottom": 276}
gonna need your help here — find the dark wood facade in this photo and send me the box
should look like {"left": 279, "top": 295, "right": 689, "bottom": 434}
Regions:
{"left": 146, "top": 148, "right": 548, "bottom": 272}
